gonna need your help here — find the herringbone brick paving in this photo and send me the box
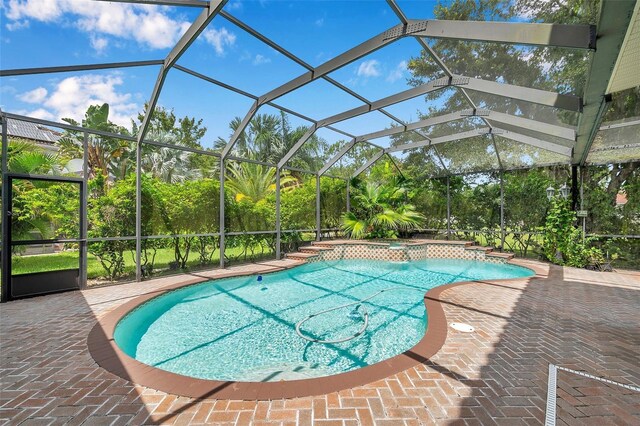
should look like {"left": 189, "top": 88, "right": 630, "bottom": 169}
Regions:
{"left": 555, "top": 370, "right": 640, "bottom": 425}
{"left": 1, "top": 260, "right": 638, "bottom": 425}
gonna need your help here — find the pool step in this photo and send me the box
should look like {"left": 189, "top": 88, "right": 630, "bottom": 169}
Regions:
{"left": 284, "top": 251, "right": 319, "bottom": 261}
{"left": 486, "top": 252, "right": 515, "bottom": 260}
{"left": 465, "top": 245, "right": 494, "bottom": 252}
{"left": 299, "top": 246, "right": 334, "bottom": 254}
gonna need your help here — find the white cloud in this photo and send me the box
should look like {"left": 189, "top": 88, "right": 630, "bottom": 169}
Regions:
{"left": 23, "top": 108, "right": 55, "bottom": 121}
{"left": 227, "top": 1, "right": 243, "bottom": 11}
{"left": 90, "top": 35, "right": 108, "bottom": 53}
{"left": 5, "top": 0, "right": 63, "bottom": 22}
{"left": 356, "top": 60, "right": 381, "bottom": 78}
{"left": 386, "top": 60, "right": 408, "bottom": 83}
{"left": 15, "top": 74, "right": 139, "bottom": 128}
{"left": 202, "top": 27, "right": 236, "bottom": 55}
{"left": 252, "top": 54, "right": 271, "bottom": 65}
{"left": 5, "top": 20, "right": 29, "bottom": 31}
{"left": 4, "top": 0, "right": 193, "bottom": 49}
{"left": 18, "top": 87, "right": 48, "bottom": 104}
{"left": 314, "top": 18, "right": 324, "bottom": 27}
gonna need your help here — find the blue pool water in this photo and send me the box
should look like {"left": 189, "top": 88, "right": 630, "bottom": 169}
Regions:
{"left": 114, "top": 259, "right": 533, "bottom": 381}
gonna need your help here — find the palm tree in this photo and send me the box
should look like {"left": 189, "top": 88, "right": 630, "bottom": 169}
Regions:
{"left": 341, "top": 180, "right": 425, "bottom": 239}
{"left": 225, "top": 160, "right": 296, "bottom": 203}
{"left": 141, "top": 131, "right": 199, "bottom": 183}
{"left": 215, "top": 112, "right": 328, "bottom": 172}
{"left": 7, "top": 139, "right": 62, "bottom": 175}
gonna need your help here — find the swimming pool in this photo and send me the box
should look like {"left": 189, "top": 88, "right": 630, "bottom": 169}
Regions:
{"left": 113, "top": 258, "right": 533, "bottom": 383}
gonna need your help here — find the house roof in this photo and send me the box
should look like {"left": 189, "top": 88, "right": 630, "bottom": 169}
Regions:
{"left": 6, "top": 118, "right": 63, "bottom": 145}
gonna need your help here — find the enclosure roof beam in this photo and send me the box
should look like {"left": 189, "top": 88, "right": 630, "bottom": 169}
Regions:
{"left": 137, "top": 0, "right": 227, "bottom": 145}
{"left": 0, "top": 60, "right": 164, "bottom": 77}
{"left": 430, "top": 160, "right": 571, "bottom": 178}
{"left": 386, "top": 0, "right": 475, "bottom": 177}
{"left": 356, "top": 108, "right": 576, "bottom": 143}
{"left": 318, "top": 139, "right": 357, "bottom": 176}
{"left": 353, "top": 149, "right": 386, "bottom": 178}
{"left": 277, "top": 124, "right": 318, "bottom": 168}
{"left": 387, "top": 127, "right": 571, "bottom": 156}
{"left": 491, "top": 128, "right": 573, "bottom": 156}
{"left": 459, "top": 76, "right": 582, "bottom": 112}
{"left": 386, "top": 153, "right": 405, "bottom": 178}
{"left": 599, "top": 118, "right": 640, "bottom": 130}
{"left": 221, "top": 11, "right": 410, "bottom": 131}
{"left": 484, "top": 110, "right": 576, "bottom": 141}
{"left": 356, "top": 109, "right": 482, "bottom": 142}
{"left": 383, "top": 127, "right": 470, "bottom": 150}
{"left": 318, "top": 77, "right": 451, "bottom": 128}
{"left": 174, "top": 65, "right": 258, "bottom": 100}
{"left": 279, "top": 76, "right": 450, "bottom": 168}
{"left": 4, "top": 112, "right": 136, "bottom": 141}
{"left": 143, "top": 139, "right": 220, "bottom": 157}
{"left": 221, "top": 21, "right": 412, "bottom": 159}
{"left": 174, "top": 65, "right": 320, "bottom": 125}
{"left": 326, "top": 126, "right": 356, "bottom": 139}
{"left": 259, "top": 23, "right": 406, "bottom": 105}
{"left": 573, "top": 0, "right": 637, "bottom": 164}
{"left": 407, "top": 19, "right": 596, "bottom": 50}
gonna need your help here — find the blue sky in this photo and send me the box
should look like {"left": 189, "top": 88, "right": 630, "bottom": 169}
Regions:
{"left": 1, "top": 0, "right": 444, "bottom": 149}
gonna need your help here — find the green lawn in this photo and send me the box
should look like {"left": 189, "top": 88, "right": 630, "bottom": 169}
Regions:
{"left": 12, "top": 245, "right": 275, "bottom": 281}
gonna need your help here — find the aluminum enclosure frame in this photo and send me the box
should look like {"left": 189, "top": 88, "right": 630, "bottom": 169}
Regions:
{"left": 0, "top": 0, "right": 635, "bottom": 289}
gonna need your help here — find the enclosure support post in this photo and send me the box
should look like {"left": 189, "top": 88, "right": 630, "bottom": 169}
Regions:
{"left": 135, "top": 141, "right": 142, "bottom": 282}
{"left": 1, "top": 114, "right": 6, "bottom": 176}
{"left": 219, "top": 158, "right": 226, "bottom": 268}
{"left": 500, "top": 172, "right": 505, "bottom": 251}
{"left": 446, "top": 176, "right": 451, "bottom": 240}
{"left": 346, "top": 180, "right": 351, "bottom": 213}
{"left": 571, "top": 165, "right": 579, "bottom": 211}
{"left": 580, "top": 166, "right": 585, "bottom": 243}
{"left": 1, "top": 115, "right": 8, "bottom": 303}
{"left": 316, "top": 174, "right": 321, "bottom": 242}
{"left": 275, "top": 168, "right": 281, "bottom": 260}
{"left": 80, "top": 132, "right": 88, "bottom": 289}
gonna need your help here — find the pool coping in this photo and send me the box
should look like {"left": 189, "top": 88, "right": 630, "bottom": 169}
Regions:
{"left": 87, "top": 258, "right": 542, "bottom": 400}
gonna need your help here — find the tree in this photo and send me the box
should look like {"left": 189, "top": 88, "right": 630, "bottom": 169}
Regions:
{"left": 214, "top": 112, "right": 329, "bottom": 172}
{"left": 134, "top": 104, "right": 216, "bottom": 177}
{"left": 342, "top": 178, "right": 424, "bottom": 239}
{"left": 59, "top": 103, "right": 132, "bottom": 179}
{"left": 225, "top": 161, "right": 295, "bottom": 203}
{"left": 7, "top": 139, "right": 62, "bottom": 175}
{"left": 141, "top": 130, "right": 200, "bottom": 183}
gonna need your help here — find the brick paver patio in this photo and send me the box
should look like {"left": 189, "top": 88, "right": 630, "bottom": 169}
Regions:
{"left": 1, "top": 259, "right": 639, "bottom": 425}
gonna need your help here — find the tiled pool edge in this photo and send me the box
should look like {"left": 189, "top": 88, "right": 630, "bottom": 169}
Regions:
{"left": 87, "top": 253, "right": 541, "bottom": 400}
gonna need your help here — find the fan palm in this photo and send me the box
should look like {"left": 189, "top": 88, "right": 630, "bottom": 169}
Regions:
{"left": 141, "top": 131, "right": 199, "bottom": 183}
{"left": 341, "top": 181, "right": 424, "bottom": 239}
{"left": 7, "top": 140, "right": 62, "bottom": 175}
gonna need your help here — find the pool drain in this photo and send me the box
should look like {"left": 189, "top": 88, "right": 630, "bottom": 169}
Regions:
{"left": 450, "top": 322, "right": 475, "bottom": 333}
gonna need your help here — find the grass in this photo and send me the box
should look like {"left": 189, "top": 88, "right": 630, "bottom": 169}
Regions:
{"left": 12, "top": 245, "right": 275, "bottom": 281}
